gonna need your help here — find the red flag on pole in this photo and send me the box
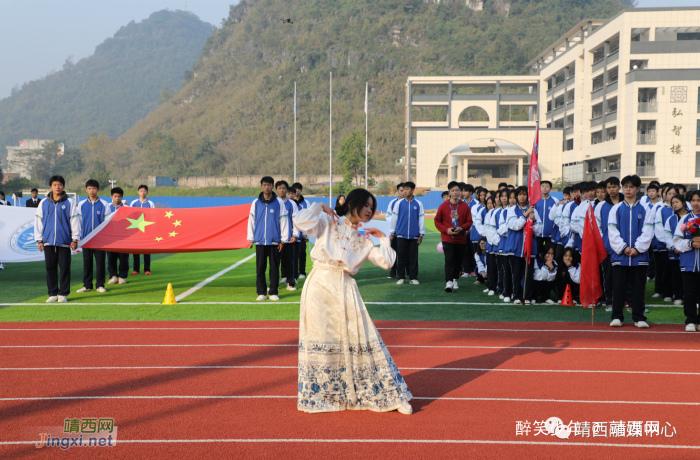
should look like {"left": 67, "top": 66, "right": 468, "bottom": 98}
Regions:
{"left": 80, "top": 205, "right": 250, "bottom": 254}
{"left": 523, "top": 121, "right": 540, "bottom": 263}
{"left": 580, "top": 206, "right": 608, "bottom": 308}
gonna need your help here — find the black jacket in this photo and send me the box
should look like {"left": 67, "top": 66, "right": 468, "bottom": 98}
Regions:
{"left": 25, "top": 198, "right": 41, "bottom": 208}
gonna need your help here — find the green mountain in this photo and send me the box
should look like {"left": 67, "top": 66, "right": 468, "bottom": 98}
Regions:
{"left": 91, "top": 0, "right": 626, "bottom": 181}
{"left": 0, "top": 10, "right": 214, "bottom": 167}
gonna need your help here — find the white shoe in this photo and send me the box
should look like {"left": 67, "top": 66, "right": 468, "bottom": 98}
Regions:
{"left": 488, "top": 290, "right": 495, "bottom": 296}
{"left": 299, "top": 274, "right": 306, "bottom": 280}
{"left": 674, "top": 299, "right": 683, "bottom": 306}
{"left": 461, "top": 273, "right": 469, "bottom": 278}
{"left": 269, "top": 295, "right": 280, "bottom": 301}
{"left": 483, "top": 288, "right": 489, "bottom": 293}
{"left": 635, "top": 321, "right": 649, "bottom": 329}
{"left": 452, "top": 280, "right": 459, "bottom": 289}
{"left": 652, "top": 293, "right": 661, "bottom": 298}
{"left": 610, "top": 319, "right": 622, "bottom": 327}
{"left": 504, "top": 297, "right": 511, "bottom": 303}
{"left": 445, "top": 281, "right": 453, "bottom": 292}
{"left": 286, "top": 285, "right": 297, "bottom": 291}
{"left": 107, "top": 276, "right": 118, "bottom": 285}
{"left": 280, "top": 277, "right": 287, "bottom": 283}
{"left": 513, "top": 300, "right": 522, "bottom": 305}
{"left": 685, "top": 323, "right": 697, "bottom": 332}
{"left": 255, "top": 295, "right": 267, "bottom": 301}
{"left": 409, "top": 279, "right": 420, "bottom": 285}
{"left": 397, "top": 279, "right": 405, "bottom": 285}
{"left": 46, "top": 296, "right": 58, "bottom": 303}
{"left": 58, "top": 296, "right": 68, "bottom": 303}
{"left": 96, "top": 287, "right": 107, "bottom": 293}
{"left": 499, "top": 294, "right": 504, "bottom": 299}
{"left": 663, "top": 297, "right": 672, "bottom": 302}
{"left": 76, "top": 287, "right": 92, "bottom": 293}
{"left": 398, "top": 401, "right": 413, "bottom": 415}
{"left": 545, "top": 299, "right": 555, "bottom": 305}
{"left": 646, "top": 277, "right": 651, "bottom": 282}
{"left": 118, "top": 278, "right": 127, "bottom": 285}
{"left": 0, "top": 263, "right": 4, "bottom": 269}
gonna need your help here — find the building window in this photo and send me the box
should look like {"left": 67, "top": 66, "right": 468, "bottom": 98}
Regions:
{"left": 638, "top": 88, "right": 658, "bottom": 112}
{"left": 566, "top": 114, "right": 574, "bottom": 128}
{"left": 696, "top": 152, "right": 700, "bottom": 178}
{"left": 697, "top": 120, "right": 700, "bottom": 145}
{"left": 637, "top": 152, "right": 655, "bottom": 177}
{"left": 547, "top": 100, "right": 552, "bottom": 112}
{"left": 607, "top": 156, "right": 621, "bottom": 172}
{"left": 607, "top": 126, "right": 617, "bottom": 141}
{"left": 609, "top": 39, "right": 619, "bottom": 54}
{"left": 592, "top": 103, "right": 603, "bottom": 119}
{"left": 637, "top": 120, "right": 656, "bottom": 145}
{"left": 565, "top": 139, "right": 574, "bottom": 151}
{"left": 591, "top": 131, "right": 603, "bottom": 145}
{"left": 678, "top": 33, "right": 700, "bottom": 41}
{"left": 547, "top": 122, "right": 552, "bottom": 128}
{"left": 566, "top": 89, "right": 575, "bottom": 104}
{"left": 592, "top": 75, "right": 604, "bottom": 92}
{"left": 554, "top": 118, "right": 564, "bottom": 128}
{"left": 606, "top": 97, "right": 617, "bottom": 114}
{"left": 592, "top": 47, "right": 605, "bottom": 65}
{"left": 554, "top": 96, "right": 565, "bottom": 109}
{"left": 608, "top": 67, "right": 618, "bottom": 85}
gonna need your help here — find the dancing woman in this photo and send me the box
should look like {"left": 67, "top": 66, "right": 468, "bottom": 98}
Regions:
{"left": 293, "top": 188, "right": 413, "bottom": 414}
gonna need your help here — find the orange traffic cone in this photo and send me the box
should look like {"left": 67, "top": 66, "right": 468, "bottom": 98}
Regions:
{"left": 560, "top": 284, "right": 575, "bottom": 306}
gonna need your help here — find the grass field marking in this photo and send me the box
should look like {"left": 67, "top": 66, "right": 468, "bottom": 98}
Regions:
{"left": 3, "top": 366, "right": 700, "bottom": 376}
{"left": 175, "top": 253, "right": 256, "bottom": 301}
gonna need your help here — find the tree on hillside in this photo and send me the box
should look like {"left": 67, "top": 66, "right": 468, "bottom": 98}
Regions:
{"left": 338, "top": 130, "right": 375, "bottom": 193}
{"left": 10, "top": 141, "right": 65, "bottom": 185}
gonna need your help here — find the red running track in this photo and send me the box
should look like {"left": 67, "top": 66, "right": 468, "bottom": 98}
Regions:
{"left": 1, "top": 320, "right": 699, "bottom": 460}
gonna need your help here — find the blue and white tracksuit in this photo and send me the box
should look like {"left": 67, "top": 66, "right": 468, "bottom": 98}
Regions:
{"left": 390, "top": 198, "right": 425, "bottom": 239}
{"left": 79, "top": 198, "right": 111, "bottom": 239}
{"left": 607, "top": 200, "right": 655, "bottom": 266}
{"left": 570, "top": 199, "right": 593, "bottom": 252}
{"left": 505, "top": 205, "right": 542, "bottom": 258}
{"left": 34, "top": 193, "right": 81, "bottom": 246}
{"left": 130, "top": 198, "right": 156, "bottom": 209}
{"left": 470, "top": 203, "right": 486, "bottom": 243}
{"left": 535, "top": 196, "right": 557, "bottom": 240}
{"left": 247, "top": 193, "right": 290, "bottom": 245}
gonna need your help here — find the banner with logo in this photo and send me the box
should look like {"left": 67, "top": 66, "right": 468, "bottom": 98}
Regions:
{"left": 0, "top": 207, "right": 81, "bottom": 263}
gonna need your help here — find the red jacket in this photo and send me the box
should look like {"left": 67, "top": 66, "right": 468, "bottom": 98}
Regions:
{"left": 434, "top": 200, "right": 473, "bottom": 244}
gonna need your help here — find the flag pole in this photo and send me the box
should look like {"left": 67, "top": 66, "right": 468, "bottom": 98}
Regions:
{"left": 365, "top": 81, "right": 368, "bottom": 189}
{"left": 294, "top": 81, "right": 297, "bottom": 183}
{"left": 329, "top": 72, "right": 332, "bottom": 206}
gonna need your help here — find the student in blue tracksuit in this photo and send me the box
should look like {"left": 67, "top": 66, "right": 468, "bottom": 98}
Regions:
{"left": 497, "top": 189, "right": 514, "bottom": 301}
{"left": 595, "top": 177, "right": 622, "bottom": 309}
{"left": 106, "top": 187, "right": 129, "bottom": 284}
{"left": 77, "top": 180, "right": 110, "bottom": 293}
{"left": 483, "top": 196, "right": 498, "bottom": 295}
{"left": 664, "top": 192, "right": 686, "bottom": 306}
{"left": 534, "top": 180, "right": 557, "bottom": 250}
{"left": 390, "top": 181, "right": 425, "bottom": 284}
{"left": 247, "top": 176, "right": 290, "bottom": 301}
{"left": 570, "top": 181, "right": 597, "bottom": 257}
{"left": 34, "top": 175, "right": 82, "bottom": 303}
{"left": 470, "top": 188, "right": 487, "bottom": 269}
{"left": 644, "top": 183, "right": 663, "bottom": 295}
{"left": 672, "top": 190, "right": 700, "bottom": 331}
{"left": 461, "top": 183, "right": 477, "bottom": 275}
{"left": 130, "top": 185, "right": 156, "bottom": 275}
{"left": 505, "top": 186, "right": 543, "bottom": 305}
{"left": 292, "top": 182, "right": 309, "bottom": 280}
{"left": 275, "top": 181, "right": 299, "bottom": 291}
{"left": 654, "top": 185, "right": 677, "bottom": 301}
{"left": 386, "top": 183, "right": 404, "bottom": 279}
{"left": 607, "top": 175, "right": 655, "bottom": 328}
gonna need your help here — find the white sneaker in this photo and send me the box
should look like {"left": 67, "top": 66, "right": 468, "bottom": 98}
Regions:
{"left": 286, "top": 285, "right": 297, "bottom": 291}
{"left": 269, "top": 295, "right": 280, "bottom": 301}
{"left": 646, "top": 277, "right": 651, "bottom": 282}
{"left": 398, "top": 401, "right": 413, "bottom": 415}
{"left": 610, "top": 319, "right": 622, "bottom": 327}
{"left": 461, "top": 273, "right": 469, "bottom": 278}
{"left": 107, "top": 276, "right": 118, "bottom": 285}
{"left": 397, "top": 279, "right": 405, "bottom": 285}
{"left": 118, "top": 278, "right": 127, "bottom": 285}
{"left": 488, "top": 290, "right": 495, "bottom": 296}
{"left": 499, "top": 294, "right": 504, "bottom": 300}
{"left": 46, "top": 296, "right": 58, "bottom": 303}
{"left": 299, "top": 274, "right": 306, "bottom": 280}
{"left": 504, "top": 297, "right": 511, "bottom": 303}
{"left": 96, "top": 287, "right": 107, "bottom": 293}
{"left": 58, "top": 296, "right": 68, "bottom": 303}
{"left": 409, "top": 279, "right": 420, "bottom": 285}
{"left": 452, "top": 280, "right": 459, "bottom": 289}
{"left": 545, "top": 299, "right": 555, "bottom": 305}
{"left": 255, "top": 295, "right": 267, "bottom": 301}
{"left": 76, "top": 287, "right": 92, "bottom": 293}
{"left": 483, "top": 288, "right": 489, "bottom": 293}
{"left": 674, "top": 299, "right": 683, "bottom": 306}
{"left": 635, "top": 321, "right": 649, "bottom": 329}
{"left": 445, "top": 281, "right": 453, "bottom": 292}
{"left": 0, "top": 263, "right": 4, "bottom": 269}
{"left": 685, "top": 323, "right": 697, "bottom": 332}
{"left": 652, "top": 293, "right": 661, "bottom": 298}
{"left": 663, "top": 297, "right": 672, "bottom": 302}
{"left": 280, "top": 277, "right": 287, "bottom": 283}
{"left": 513, "top": 300, "right": 522, "bottom": 305}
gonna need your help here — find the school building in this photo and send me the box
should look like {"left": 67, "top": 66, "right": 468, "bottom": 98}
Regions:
{"left": 405, "top": 7, "right": 700, "bottom": 190}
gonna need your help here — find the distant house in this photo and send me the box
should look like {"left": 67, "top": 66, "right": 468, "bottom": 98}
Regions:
{"left": 6, "top": 139, "right": 53, "bottom": 179}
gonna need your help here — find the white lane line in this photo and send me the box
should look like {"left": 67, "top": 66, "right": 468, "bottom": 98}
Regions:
{"left": 1, "top": 366, "right": 698, "bottom": 376}
{"left": 175, "top": 253, "right": 257, "bottom": 301}
{"left": 2, "top": 343, "right": 698, "bottom": 352}
{"left": 0, "top": 302, "right": 683, "bottom": 307}
{"left": 1, "top": 438, "right": 698, "bottom": 449}
{"left": 1, "top": 395, "right": 699, "bottom": 407}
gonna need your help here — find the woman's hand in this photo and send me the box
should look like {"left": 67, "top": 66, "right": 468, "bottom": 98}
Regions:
{"left": 363, "top": 228, "right": 386, "bottom": 238}
{"left": 319, "top": 203, "right": 337, "bottom": 221}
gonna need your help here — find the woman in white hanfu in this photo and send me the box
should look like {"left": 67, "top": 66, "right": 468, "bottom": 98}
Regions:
{"left": 293, "top": 189, "right": 413, "bottom": 415}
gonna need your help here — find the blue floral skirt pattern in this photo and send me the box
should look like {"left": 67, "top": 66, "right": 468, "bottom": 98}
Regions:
{"left": 297, "top": 266, "right": 412, "bottom": 413}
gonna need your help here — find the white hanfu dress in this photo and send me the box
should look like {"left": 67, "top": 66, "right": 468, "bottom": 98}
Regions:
{"left": 293, "top": 202, "right": 413, "bottom": 413}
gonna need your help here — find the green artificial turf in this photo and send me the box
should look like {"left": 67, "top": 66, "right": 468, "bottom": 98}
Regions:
{"left": 0, "top": 226, "right": 687, "bottom": 325}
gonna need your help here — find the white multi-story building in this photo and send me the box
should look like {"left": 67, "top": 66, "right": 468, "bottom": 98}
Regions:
{"left": 406, "top": 7, "right": 700, "bottom": 189}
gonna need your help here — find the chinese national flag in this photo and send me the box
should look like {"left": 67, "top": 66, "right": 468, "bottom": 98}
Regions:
{"left": 580, "top": 206, "right": 608, "bottom": 308}
{"left": 80, "top": 205, "right": 250, "bottom": 254}
{"left": 523, "top": 122, "right": 540, "bottom": 264}
{"left": 523, "top": 218, "right": 534, "bottom": 264}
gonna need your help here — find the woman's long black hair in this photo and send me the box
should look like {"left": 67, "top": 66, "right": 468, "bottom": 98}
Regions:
{"left": 335, "top": 188, "right": 377, "bottom": 218}
{"left": 671, "top": 192, "right": 687, "bottom": 218}
{"left": 334, "top": 194, "right": 346, "bottom": 214}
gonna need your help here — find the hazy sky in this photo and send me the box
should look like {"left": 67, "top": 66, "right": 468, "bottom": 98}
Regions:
{"left": 0, "top": 0, "right": 696, "bottom": 99}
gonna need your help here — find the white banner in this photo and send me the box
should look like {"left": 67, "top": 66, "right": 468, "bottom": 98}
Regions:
{"left": 0, "top": 206, "right": 81, "bottom": 263}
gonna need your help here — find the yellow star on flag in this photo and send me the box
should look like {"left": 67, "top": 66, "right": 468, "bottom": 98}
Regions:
{"left": 165, "top": 211, "right": 174, "bottom": 218}
{"left": 155, "top": 237, "right": 163, "bottom": 242}
{"left": 173, "top": 220, "right": 182, "bottom": 227}
{"left": 126, "top": 214, "right": 155, "bottom": 233}
{"left": 169, "top": 231, "right": 178, "bottom": 237}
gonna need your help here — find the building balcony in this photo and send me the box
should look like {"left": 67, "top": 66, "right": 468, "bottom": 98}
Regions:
{"left": 638, "top": 102, "right": 657, "bottom": 113}
{"left": 637, "top": 134, "right": 656, "bottom": 145}
{"left": 636, "top": 165, "right": 656, "bottom": 177}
